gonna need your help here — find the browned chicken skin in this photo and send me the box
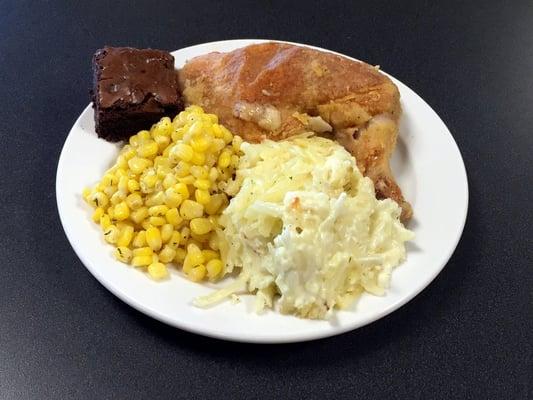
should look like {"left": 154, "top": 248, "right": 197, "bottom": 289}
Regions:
{"left": 179, "top": 42, "right": 412, "bottom": 220}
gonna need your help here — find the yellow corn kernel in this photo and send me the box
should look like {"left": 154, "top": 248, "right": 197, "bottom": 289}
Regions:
{"left": 162, "top": 146, "right": 172, "bottom": 159}
{"left": 188, "top": 120, "right": 204, "bottom": 137}
{"left": 210, "top": 138, "right": 226, "bottom": 153}
{"left": 137, "top": 140, "right": 159, "bottom": 158}
{"left": 115, "top": 168, "right": 128, "bottom": 178}
{"left": 171, "top": 127, "right": 186, "bottom": 142}
{"left": 232, "top": 135, "right": 243, "bottom": 153}
{"left": 156, "top": 165, "right": 172, "bottom": 179}
{"left": 208, "top": 233, "right": 219, "bottom": 251}
{"left": 180, "top": 226, "right": 190, "bottom": 245}
{"left": 140, "top": 173, "right": 158, "bottom": 192}
{"left": 208, "top": 215, "right": 219, "bottom": 227}
{"left": 148, "top": 262, "right": 168, "bottom": 280}
{"left": 194, "top": 189, "right": 211, "bottom": 205}
{"left": 137, "top": 130, "right": 151, "bottom": 141}
{"left": 187, "top": 264, "right": 206, "bottom": 282}
{"left": 100, "top": 214, "right": 112, "bottom": 230}
{"left": 190, "top": 165, "right": 208, "bottom": 179}
{"left": 148, "top": 216, "right": 166, "bottom": 226}
{"left": 106, "top": 206, "right": 115, "bottom": 220}
{"left": 130, "top": 207, "right": 148, "bottom": 224}
{"left": 116, "top": 225, "right": 134, "bottom": 247}
{"left": 174, "top": 161, "right": 191, "bottom": 178}
{"left": 114, "top": 167, "right": 128, "bottom": 178}
{"left": 132, "top": 247, "right": 153, "bottom": 257}
{"left": 110, "top": 190, "right": 126, "bottom": 205}
{"left": 208, "top": 167, "right": 219, "bottom": 182}
{"left": 141, "top": 220, "right": 152, "bottom": 231}
{"left": 131, "top": 255, "right": 152, "bottom": 267}
{"left": 178, "top": 175, "right": 195, "bottom": 185}
{"left": 101, "top": 173, "right": 115, "bottom": 186}
{"left": 153, "top": 117, "right": 172, "bottom": 137}
{"left": 202, "top": 250, "right": 219, "bottom": 262}
{"left": 82, "top": 187, "right": 92, "bottom": 201}
{"left": 114, "top": 201, "right": 130, "bottom": 221}
{"left": 205, "top": 193, "right": 225, "bottom": 215}
{"left": 191, "top": 135, "right": 211, "bottom": 152}
{"left": 88, "top": 191, "right": 109, "bottom": 208}
{"left": 92, "top": 207, "right": 105, "bottom": 223}
{"left": 127, "top": 179, "right": 140, "bottom": 192}
{"left": 116, "top": 159, "right": 128, "bottom": 172}
{"left": 217, "top": 151, "right": 231, "bottom": 169}
{"left": 230, "top": 154, "right": 239, "bottom": 168}
{"left": 174, "top": 247, "right": 187, "bottom": 264}
{"left": 125, "top": 193, "right": 143, "bottom": 210}
{"left": 212, "top": 124, "right": 223, "bottom": 138}
{"left": 159, "top": 245, "right": 176, "bottom": 263}
{"left": 148, "top": 205, "right": 169, "bottom": 217}
{"left": 221, "top": 126, "right": 233, "bottom": 144}
{"left": 162, "top": 174, "right": 176, "bottom": 190}
{"left": 193, "top": 179, "right": 210, "bottom": 191}
{"left": 160, "top": 223, "right": 174, "bottom": 243}
{"left": 146, "top": 226, "right": 162, "bottom": 251}
{"left": 114, "top": 246, "right": 132, "bottom": 263}
{"left": 164, "top": 189, "right": 182, "bottom": 208}
{"left": 137, "top": 130, "right": 152, "bottom": 144}
{"left": 170, "top": 143, "right": 193, "bottom": 162}
{"left": 183, "top": 244, "right": 204, "bottom": 273}
{"left": 205, "top": 153, "right": 217, "bottom": 168}
{"left": 146, "top": 217, "right": 167, "bottom": 226}
{"left": 129, "top": 134, "right": 140, "bottom": 147}
{"left": 206, "top": 259, "right": 223, "bottom": 280}
{"left": 155, "top": 135, "right": 171, "bottom": 151}
{"left": 103, "top": 185, "right": 117, "bottom": 197}
{"left": 116, "top": 220, "right": 133, "bottom": 231}
{"left": 179, "top": 200, "right": 204, "bottom": 220}
{"left": 103, "top": 225, "right": 119, "bottom": 244}
{"left": 165, "top": 207, "right": 183, "bottom": 227}
{"left": 121, "top": 146, "right": 136, "bottom": 160}
{"left": 128, "top": 157, "right": 152, "bottom": 175}
{"left": 144, "top": 191, "right": 165, "bottom": 206}
{"left": 168, "top": 231, "right": 182, "bottom": 248}
{"left": 132, "top": 230, "right": 147, "bottom": 248}
{"left": 153, "top": 155, "right": 169, "bottom": 168}
{"left": 117, "top": 176, "right": 129, "bottom": 193}
{"left": 187, "top": 242, "right": 202, "bottom": 254}
{"left": 190, "top": 151, "right": 205, "bottom": 166}
{"left": 190, "top": 218, "right": 213, "bottom": 235}
{"left": 173, "top": 183, "right": 190, "bottom": 199}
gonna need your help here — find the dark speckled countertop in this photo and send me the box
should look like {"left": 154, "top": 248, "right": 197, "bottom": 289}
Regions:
{"left": 0, "top": 0, "right": 531, "bottom": 399}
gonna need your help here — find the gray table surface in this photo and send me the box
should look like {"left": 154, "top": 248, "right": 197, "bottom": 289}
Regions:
{"left": 0, "top": 0, "right": 531, "bottom": 399}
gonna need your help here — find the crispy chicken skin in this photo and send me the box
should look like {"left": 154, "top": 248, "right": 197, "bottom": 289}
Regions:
{"left": 179, "top": 42, "right": 412, "bottom": 220}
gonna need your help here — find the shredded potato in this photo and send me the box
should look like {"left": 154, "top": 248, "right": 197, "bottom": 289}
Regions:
{"left": 195, "top": 134, "right": 414, "bottom": 319}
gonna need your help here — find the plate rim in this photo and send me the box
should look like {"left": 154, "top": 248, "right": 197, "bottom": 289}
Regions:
{"left": 56, "top": 39, "right": 469, "bottom": 343}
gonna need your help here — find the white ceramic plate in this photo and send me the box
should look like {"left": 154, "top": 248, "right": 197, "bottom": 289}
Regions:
{"left": 56, "top": 39, "right": 468, "bottom": 343}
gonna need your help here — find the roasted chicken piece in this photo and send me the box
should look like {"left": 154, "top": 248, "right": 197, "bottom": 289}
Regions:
{"left": 179, "top": 42, "right": 412, "bottom": 220}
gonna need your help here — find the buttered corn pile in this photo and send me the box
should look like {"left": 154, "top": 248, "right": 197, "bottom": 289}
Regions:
{"left": 83, "top": 106, "right": 242, "bottom": 281}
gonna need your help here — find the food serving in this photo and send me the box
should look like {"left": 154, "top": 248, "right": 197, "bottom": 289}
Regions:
{"left": 196, "top": 135, "right": 413, "bottom": 319}
{"left": 82, "top": 43, "right": 415, "bottom": 319}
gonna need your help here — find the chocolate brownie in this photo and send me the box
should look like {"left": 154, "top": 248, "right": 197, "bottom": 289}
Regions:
{"left": 92, "top": 47, "right": 183, "bottom": 142}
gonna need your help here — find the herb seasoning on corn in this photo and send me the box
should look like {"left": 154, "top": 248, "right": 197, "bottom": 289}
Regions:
{"left": 83, "top": 106, "right": 240, "bottom": 281}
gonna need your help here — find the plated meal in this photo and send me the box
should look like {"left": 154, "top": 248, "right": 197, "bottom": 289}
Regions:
{"left": 83, "top": 43, "right": 414, "bottom": 320}
{"left": 56, "top": 39, "right": 467, "bottom": 341}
